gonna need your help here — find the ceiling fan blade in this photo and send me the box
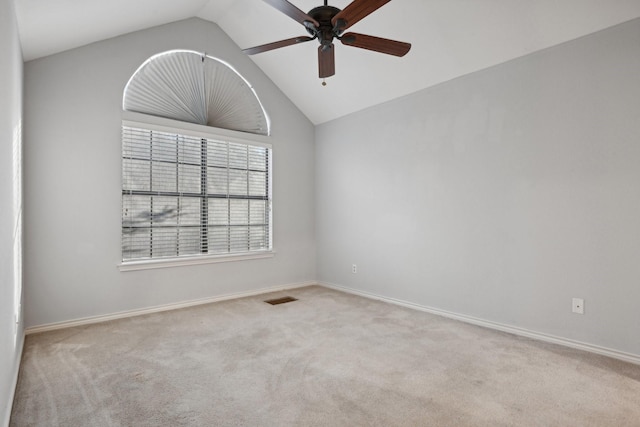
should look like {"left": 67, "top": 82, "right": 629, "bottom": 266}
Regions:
{"left": 318, "top": 45, "right": 335, "bottom": 78}
{"left": 243, "top": 36, "right": 314, "bottom": 55}
{"left": 340, "top": 32, "right": 411, "bottom": 57}
{"left": 331, "top": 0, "right": 391, "bottom": 32}
{"left": 264, "top": 0, "right": 319, "bottom": 28}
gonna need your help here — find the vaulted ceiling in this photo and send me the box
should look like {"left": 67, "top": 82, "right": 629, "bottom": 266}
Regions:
{"left": 15, "top": 0, "right": 640, "bottom": 124}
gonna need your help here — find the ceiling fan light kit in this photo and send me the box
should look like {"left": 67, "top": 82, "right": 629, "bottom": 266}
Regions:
{"left": 243, "top": 0, "right": 411, "bottom": 81}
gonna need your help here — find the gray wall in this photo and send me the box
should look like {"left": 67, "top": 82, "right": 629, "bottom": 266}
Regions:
{"left": 0, "top": 0, "right": 24, "bottom": 422}
{"left": 24, "top": 18, "right": 316, "bottom": 328}
{"left": 316, "top": 19, "right": 640, "bottom": 356}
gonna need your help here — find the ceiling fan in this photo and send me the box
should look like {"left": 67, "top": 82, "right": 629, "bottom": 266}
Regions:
{"left": 243, "top": 0, "right": 411, "bottom": 80}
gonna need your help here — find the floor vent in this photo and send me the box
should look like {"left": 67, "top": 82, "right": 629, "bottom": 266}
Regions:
{"left": 264, "top": 296, "right": 298, "bottom": 305}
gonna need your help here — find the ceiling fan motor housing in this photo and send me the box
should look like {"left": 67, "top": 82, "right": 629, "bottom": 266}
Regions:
{"left": 306, "top": 6, "right": 342, "bottom": 45}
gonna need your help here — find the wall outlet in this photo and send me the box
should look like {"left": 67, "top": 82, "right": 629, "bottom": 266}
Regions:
{"left": 352, "top": 264, "right": 357, "bottom": 274}
{"left": 572, "top": 298, "right": 584, "bottom": 314}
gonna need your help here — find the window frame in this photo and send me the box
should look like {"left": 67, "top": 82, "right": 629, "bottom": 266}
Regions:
{"left": 118, "top": 112, "right": 274, "bottom": 271}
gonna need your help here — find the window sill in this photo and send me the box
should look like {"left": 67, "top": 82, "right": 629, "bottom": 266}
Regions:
{"left": 118, "top": 250, "right": 275, "bottom": 272}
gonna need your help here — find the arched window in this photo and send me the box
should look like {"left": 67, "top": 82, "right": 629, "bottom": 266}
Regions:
{"left": 120, "top": 51, "right": 272, "bottom": 268}
{"left": 124, "top": 50, "right": 269, "bottom": 135}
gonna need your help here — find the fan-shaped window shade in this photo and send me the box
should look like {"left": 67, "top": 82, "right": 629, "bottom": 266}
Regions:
{"left": 123, "top": 50, "right": 269, "bottom": 136}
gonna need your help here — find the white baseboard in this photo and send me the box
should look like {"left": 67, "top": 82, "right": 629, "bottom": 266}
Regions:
{"left": 319, "top": 281, "right": 640, "bottom": 366}
{"left": 23, "top": 279, "right": 640, "bottom": 366}
{"left": 25, "top": 281, "right": 315, "bottom": 335}
{"left": 4, "top": 333, "right": 24, "bottom": 427}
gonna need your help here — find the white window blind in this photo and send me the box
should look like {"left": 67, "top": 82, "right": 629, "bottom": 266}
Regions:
{"left": 122, "top": 125, "right": 271, "bottom": 261}
{"left": 123, "top": 50, "right": 269, "bottom": 136}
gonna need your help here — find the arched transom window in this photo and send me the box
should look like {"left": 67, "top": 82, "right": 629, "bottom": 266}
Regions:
{"left": 123, "top": 50, "right": 269, "bottom": 135}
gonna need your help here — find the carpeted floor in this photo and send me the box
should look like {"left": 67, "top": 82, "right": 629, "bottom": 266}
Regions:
{"left": 10, "top": 285, "right": 640, "bottom": 426}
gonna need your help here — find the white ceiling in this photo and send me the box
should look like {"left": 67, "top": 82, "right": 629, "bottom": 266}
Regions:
{"left": 15, "top": 0, "right": 640, "bottom": 124}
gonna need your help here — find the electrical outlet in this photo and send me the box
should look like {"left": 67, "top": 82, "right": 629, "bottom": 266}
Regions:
{"left": 352, "top": 264, "right": 357, "bottom": 274}
{"left": 572, "top": 298, "right": 584, "bottom": 314}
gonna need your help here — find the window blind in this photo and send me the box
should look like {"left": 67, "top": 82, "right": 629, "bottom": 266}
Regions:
{"left": 122, "top": 125, "right": 271, "bottom": 261}
{"left": 123, "top": 50, "right": 269, "bottom": 136}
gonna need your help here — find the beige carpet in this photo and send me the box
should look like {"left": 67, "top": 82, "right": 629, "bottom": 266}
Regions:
{"left": 10, "top": 286, "right": 640, "bottom": 426}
